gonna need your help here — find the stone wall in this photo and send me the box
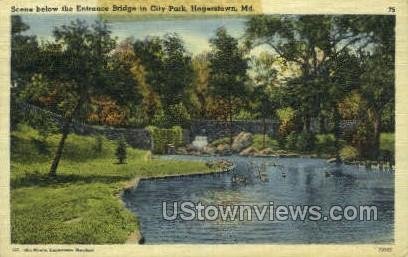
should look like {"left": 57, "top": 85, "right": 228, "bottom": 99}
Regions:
{"left": 76, "top": 120, "right": 280, "bottom": 149}
{"left": 17, "top": 102, "right": 360, "bottom": 149}
{"left": 17, "top": 102, "right": 187, "bottom": 149}
{"left": 75, "top": 126, "right": 152, "bottom": 149}
{"left": 190, "top": 120, "right": 279, "bottom": 142}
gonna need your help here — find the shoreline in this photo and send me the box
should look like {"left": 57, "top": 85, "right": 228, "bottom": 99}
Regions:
{"left": 171, "top": 152, "right": 395, "bottom": 171}
{"left": 119, "top": 160, "right": 236, "bottom": 244}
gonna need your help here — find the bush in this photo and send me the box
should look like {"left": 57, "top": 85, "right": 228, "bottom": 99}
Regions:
{"left": 151, "top": 109, "right": 168, "bottom": 128}
{"left": 147, "top": 126, "right": 185, "bottom": 154}
{"left": 210, "top": 137, "right": 230, "bottom": 147}
{"left": 315, "top": 134, "right": 336, "bottom": 155}
{"left": 252, "top": 134, "right": 279, "bottom": 151}
{"left": 296, "top": 131, "right": 316, "bottom": 152}
{"left": 234, "top": 110, "right": 257, "bottom": 120}
{"left": 285, "top": 131, "right": 298, "bottom": 150}
{"left": 115, "top": 137, "right": 127, "bottom": 164}
{"left": 340, "top": 145, "right": 359, "bottom": 162}
{"left": 152, "top": 103, "right": 191, "bottom": 128}
{"left": 276, "top": 107, "right": 296, "bottom": 139}
{"left": 168, "top": 103, "right": 191, "bottom": 128}
{"left": 284, "top": 131, "right": 316, "bottom": 152}
{"left": 351, "top": 122, "right": 374, "bottom": 159}
{"left": 380, "top": 133, "right": 394, "bottom": 153}
{"left": 380, "top": 133, "right": 395, "bottom": 163}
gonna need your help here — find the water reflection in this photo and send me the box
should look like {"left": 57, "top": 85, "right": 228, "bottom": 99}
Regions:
{"left": 122, "top": 155, "right": 394, "bottom": 244}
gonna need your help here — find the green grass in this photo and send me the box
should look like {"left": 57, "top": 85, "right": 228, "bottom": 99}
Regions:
{"left": 11, "top": 124, "right": 215, "bottom": 244}
{"left": 380, "top": 132, "right": 395, "bottom": 153}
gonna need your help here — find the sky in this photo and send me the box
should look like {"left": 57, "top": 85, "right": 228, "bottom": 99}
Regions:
{"left": 19, "top": 15, "right": 250, "bottom": 54}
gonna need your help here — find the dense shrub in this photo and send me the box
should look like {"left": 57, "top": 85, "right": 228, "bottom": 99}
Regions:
{"left": 234, "top": 110, "right": 257, "bottom": 120}
{"left": 340, "top": 145, "right": 359, "bottom": 161}
{"left": 151, "top": 109, "right": 168, "bottom": 128}
{"left": 147, "top": 126, "right": 185, "bottom": 154}
{"left": 380, "top": 133, "right": 394, "bottom": 153}
{"left": 23, "top": 110, "right": 59, "bottom": 140}
{"left": 296, "top": 131, "right": 316, "bottom": 152}
{"left": 115, "top": 137, "right": 127, "bottom": 164}
{"left": 251, "top": 134, "right": 279, "bottom": 151}
{"left": 351, "top": 122, "right": 374, "bottom": 159}
{"left": 276, "top": 107, "right": 297, "bottom": 144}
{"left": 315, "top": 134, "right": 336, "bottom": 155}
{"left": 152, "top": 103, "right": 191, "bottom": 128}
{"left": 285, "top": 131, "right": 298, "bottom": 150}
{"left": 285, "top": 131, "right": 316, "bottom": 152}
{"left": 167, "top": 103, "right": 191, "bottom": 128}
{"left": 210, "top": 137, "right": 230, "bottom": 147}
{"left": 380, "top": 133, "right": 395, "bottom": 163}
{"left": 127, "top": 108, "right": 150, "bottom": 128}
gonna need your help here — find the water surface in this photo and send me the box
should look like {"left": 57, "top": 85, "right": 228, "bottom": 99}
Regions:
{"left": 122, "top": 155, "right": 394, "bottom": 244}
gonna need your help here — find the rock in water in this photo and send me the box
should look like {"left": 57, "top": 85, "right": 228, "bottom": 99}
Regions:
{"left": 203, "top": 145, "right": 216, "bottom": 155}
{"left": 327, "top": 158, "right": 337, "bottom": 164}
{"left": 240, "top": 146, "right": 258, "bottom": 156}
{"left": 216, "top": 144, "right": 231, "bottom": 155}
{"left": 259, "top": 147, "right": 274, "bottom": 155}
{"left": 231, "top": 132, "right": 253, "bottom": 153}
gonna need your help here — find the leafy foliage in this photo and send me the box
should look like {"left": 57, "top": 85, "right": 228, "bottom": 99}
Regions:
{"left": 251, "top": 134, "right": 279, "bottom": 151}
{"left": 340, "top": 145, "right": 359, "bottom": 162}
{"left": 133, "top": 34, "right": 193, "bottom": 107}
{"left": 208, "top": 27, "right": 248, "bottom": 125}
{"left": 147, "top": 126, "right": 184, "bottom": 154}
{"left": 11, "top": 15, "right": 395, "bottom": 163}
{"left": 115, "top": 137, "right": 127, "bottom": 164}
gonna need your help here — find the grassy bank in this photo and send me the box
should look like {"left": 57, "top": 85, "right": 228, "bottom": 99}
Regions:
{"left": 11, "top": 125, "right": 215, "bottom": 244}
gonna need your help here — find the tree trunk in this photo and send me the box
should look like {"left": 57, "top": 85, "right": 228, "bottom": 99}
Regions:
{"left": 229, "top": 98, "right": 233, "bottom": 147}
{"left": 333, "top": 108, "right": 342, "bottom": 164}
{"left": 262, "top": 116, "right": 267, "bottom": 149}
{"left": 372, "top": 112, "right": 381, "bottom": 161}
{"left": 303, "top": 114, "right": 311, "bottom": 133}
{"left": 319, "top": 115, "right": 326, "bottom": 134}
{"left": 49, "top": 121, "right": 70, "bottom": 176}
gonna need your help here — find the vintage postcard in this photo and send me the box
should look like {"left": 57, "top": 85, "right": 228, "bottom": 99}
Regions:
{"left": 0, "top": 0, "right": 407, "bottom": 256}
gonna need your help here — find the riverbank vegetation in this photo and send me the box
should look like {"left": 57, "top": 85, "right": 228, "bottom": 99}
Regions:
{"left": 208, "top": 132, "right": 394, "bottom": 163}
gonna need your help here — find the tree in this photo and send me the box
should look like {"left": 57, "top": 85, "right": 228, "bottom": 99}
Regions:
{"left": 250, "top": 52, "right": 279, "bottom": 148}
{"left": 118, "top": 38, "right": 162, "bottom": 127}
{"left": 191, "top": 53, "right": 211, "bottom": 119}
{"left": 246, "top": 15, "right": 392, "bottom": 162}
{"left": 11, "top": 15, "right": 39, "bottom": 89}
{"left": 88, "top": 96, "right": 128, "bottom": 126}
{"left": 10, "top": 16, "right": 40, "bottom": 130}
{"left": 108, "top": 39, "right": 142, "bottom": 108}
{"left": 115, "top": 137, "right": 127, "bottom": 164}
{"left": 21, "top": 20, "right": 136, "bottom": 176}
{"left": 360, "top": 50, "right": 394, "bottom": 160}
{"left": 133, "top": 34, "right": 194, "bottom": 127}
{"left": 208, "top": 27, "right": 249, "bottom": 145}
{"left": 357, "top": 16, "right": 395, "bottom": 160}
